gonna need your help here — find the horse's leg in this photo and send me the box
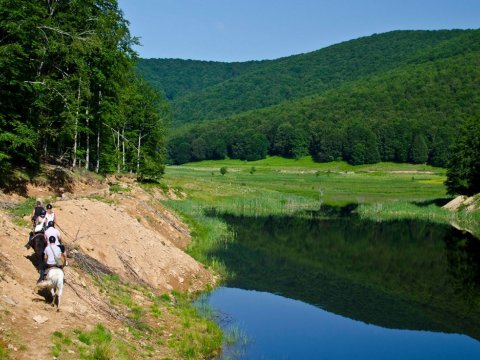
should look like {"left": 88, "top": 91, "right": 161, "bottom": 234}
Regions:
{"left": 25, "top": 232, "right": 33, "bottom": 248}
{"left": 56, "top": 294, "right": 61, "bottom": 311}
{"left": 50, "top": 288, "right": 55, "bottom": 306}
{"left": 38, "top": 262, "right": 46, "bottom": 283}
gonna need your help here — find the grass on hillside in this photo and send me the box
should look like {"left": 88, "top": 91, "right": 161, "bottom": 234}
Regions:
{"left": 102, "top": 275, "right": 222, "bottom": 359}
{"left": 0, "top": 311, "right": 10, "bottom": 360}
{"left": 51, "top": 324, "right": 131, "bottom": 360}
{"left": 51, "top": 275, "right": 223, "bottom": 360}
{"left": 8, "top": 198, "right": 36, "bottom": 227}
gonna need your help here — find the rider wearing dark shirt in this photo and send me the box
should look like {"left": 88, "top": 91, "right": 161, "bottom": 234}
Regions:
{"left": 31, "top": 200, "right": 45, "bottom": 225}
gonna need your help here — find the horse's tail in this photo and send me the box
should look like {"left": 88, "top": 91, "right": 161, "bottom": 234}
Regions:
{"left": 48, "top": 268, "right": 64, "bottom": 297}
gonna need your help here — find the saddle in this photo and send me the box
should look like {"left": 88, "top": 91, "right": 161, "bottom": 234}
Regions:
{"left": 43, "top": 265, "right": 61, "bottom": 279}
{"left": 26, "top": 232, "right": 44, "bottom": 249}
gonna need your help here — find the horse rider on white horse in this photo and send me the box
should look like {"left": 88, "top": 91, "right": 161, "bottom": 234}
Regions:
{"left": 39, "top": 236, "right": 66, "bottom": 282}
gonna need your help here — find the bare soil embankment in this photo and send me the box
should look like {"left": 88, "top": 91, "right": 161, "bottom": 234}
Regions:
{"left": 443, "top": 195, "right": 480, "bottom": 212}
{"left": 0, "top": 171, "right": 217, "bottom": 359}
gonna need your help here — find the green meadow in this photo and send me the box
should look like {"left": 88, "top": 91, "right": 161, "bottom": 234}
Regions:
{"left": 164, "top": 156, "right": 447, "bottom": 209}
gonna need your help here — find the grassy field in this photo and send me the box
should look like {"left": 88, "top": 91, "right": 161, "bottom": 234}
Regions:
{"left": 164, "top": 156, "right": 448, "bottom": 209}
{"left": 181, "top": 156, "right": 445, "bottom": 172}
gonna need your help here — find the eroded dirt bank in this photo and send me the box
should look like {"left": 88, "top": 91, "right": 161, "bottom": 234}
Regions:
{"left": 0, "top": 173, "right": 218, "bottom": 359}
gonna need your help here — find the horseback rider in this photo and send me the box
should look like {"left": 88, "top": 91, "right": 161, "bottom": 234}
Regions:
{"left": 44, "top": 221, "right": 68, "bottom": 265}
{"left": 33, "top": 208, "right": 47, "bottom": 233}
{"left": 39, "top": 236, "right": 65, "bottom": 282}
{"left": 25, "top": 207, "right": 47, "bottom": 249}
{"left": 45, "top": 203, "right": 57, "bottom": 226}
{"left": 31, "top": 200, "right": 45, "bottom": 227}
{"left": 44, "top": 221, "right": 62, "bottom": 247}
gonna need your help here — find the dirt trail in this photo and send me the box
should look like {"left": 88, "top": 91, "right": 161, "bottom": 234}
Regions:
{"left": 0, "top": 176, "right": 215, "bottom": 359}
{"left": 0, "top": 210, "right": 109, "bottom": 360}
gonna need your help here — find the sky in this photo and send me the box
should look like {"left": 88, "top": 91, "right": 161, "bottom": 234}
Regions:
{"left": 118, "top": 0, "right": 480, "bottom": 62}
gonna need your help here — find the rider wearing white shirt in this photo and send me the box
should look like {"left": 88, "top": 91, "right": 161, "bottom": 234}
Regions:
{"left": 34, "top": 208, "right": 47, "bottom": 233}
{"left": 39, "top": 236, "right": 65, "bottom": 282}
{"left": 44, "top": 221, "right": 67, "bottom": 266}
{"left": 45, "top": 203, "right": 57, "bottom": 226}
{"left": 44, "top": 221, "right": 61, "bottom": 247}
{"left": 44, "top": 240, "right": 63, "bottom": 266}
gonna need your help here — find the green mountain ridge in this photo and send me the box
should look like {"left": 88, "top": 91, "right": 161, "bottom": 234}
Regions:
{"left": 138, "top": 29, "right": 473, "bottom": 124}
{"left": 138, "top": 29, "right": 480, "bottom": 167}
{"left": 137, "top": 58, "right": 264, "bottom": 101}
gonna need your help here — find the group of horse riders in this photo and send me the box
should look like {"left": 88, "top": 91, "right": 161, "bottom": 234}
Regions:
{"left": 25, "top": 200, "right": 67, "bottom": 282}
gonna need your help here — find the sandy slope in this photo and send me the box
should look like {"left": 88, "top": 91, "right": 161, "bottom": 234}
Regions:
{"left": 54, "top": 197, "right": 213, "bottom": 292}
{"left": 0, "top": 177, "right": 215, "bottom": 359}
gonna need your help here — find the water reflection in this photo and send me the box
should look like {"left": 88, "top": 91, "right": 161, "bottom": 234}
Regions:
{"left": 201, "top": 287, "right": 480, "bottom": 360}
{"left": 445, "top": 232, "right": 480, "bottom": 310}
{"left": 207, "top": 213, "right": 480, "bottom": 340}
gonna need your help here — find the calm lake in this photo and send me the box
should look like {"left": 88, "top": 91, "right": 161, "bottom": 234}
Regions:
{"left": 196, "top": 211, "right": 480, "bottom": 359}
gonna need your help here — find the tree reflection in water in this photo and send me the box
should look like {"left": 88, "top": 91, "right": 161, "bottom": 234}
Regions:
{"left": 207, "top": 211, "right": 480, "bottom": 340}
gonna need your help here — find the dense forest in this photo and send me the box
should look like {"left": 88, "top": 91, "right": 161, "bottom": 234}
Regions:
{"left": 138, "top": 30, "right": 471, "bottom": 124}
{"left": 139, "top": 30, "right": 480, "bottom": 194}
{"left": 137, "top": 58, "right": 264, "bottom": 102}
{"left": 0, "top": 0, "right": 168, "bottom": 185}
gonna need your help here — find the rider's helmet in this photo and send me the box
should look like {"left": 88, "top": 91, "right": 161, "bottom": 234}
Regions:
{"left": 46, "top": 204, "right": 52, "bottom": 210}
{"left": 48, "top": 236, "right": 56, "bottom": 243}
{"left": 47, "top": 221, "right": 54, "bottom": 228}
{"left": 40, "top": 208, "right": 47, "bottom": 216}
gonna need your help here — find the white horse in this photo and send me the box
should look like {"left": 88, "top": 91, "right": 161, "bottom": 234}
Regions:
{"left": 36, "top": 267, "right": 64, "bottom": 311}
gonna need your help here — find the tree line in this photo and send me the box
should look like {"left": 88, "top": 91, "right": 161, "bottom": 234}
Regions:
{"left": 0, "top": 0, "right": 168, "bottom": 184}
{"left": 169, "top": 114, "right": 478, "bottom": 195}
{"left": 168, "top": 117, "right": 452, "bottom": 166}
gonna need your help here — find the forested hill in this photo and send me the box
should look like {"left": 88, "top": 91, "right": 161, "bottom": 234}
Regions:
{"left": 137, "top": 58, "right": 265, "bottom": 101}
{"left": 138, "top": 30, "right": 472, "bottom": 124}
{"left": 165, "top": 29, "right": 480, "bottom": 172}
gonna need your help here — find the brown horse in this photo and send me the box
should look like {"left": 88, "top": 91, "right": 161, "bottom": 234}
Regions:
{"left": 28, "top": 232, "right": 46, "bottom": 268}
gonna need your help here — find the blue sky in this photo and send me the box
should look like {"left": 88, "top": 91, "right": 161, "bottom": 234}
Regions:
{"left": 118, "top": 0, "right": 480, "bottom": 62}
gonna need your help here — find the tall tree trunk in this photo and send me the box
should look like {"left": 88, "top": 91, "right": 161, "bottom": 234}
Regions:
{"left": 117, "top": 130, "right": 120, "bottom": 175}
{"left": 43, "top": 135, "right": 48, "bottom": 159}
{"left": 72, "top": 78, "right": 81, "bottom": 168}
{"left": 96, "top": 125, "right": 100, "bottom": 173}
{"left": 136, "top": 130, "right": 142, "bottom": 174}
{"left": 95, "top": 90, "right": 102, "bottom": 173}
{"left": 122, "top": 126, "right": 126, "bottom": 171}
{"left": 85, "top": 107, "right": 89, "bottom": 170}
